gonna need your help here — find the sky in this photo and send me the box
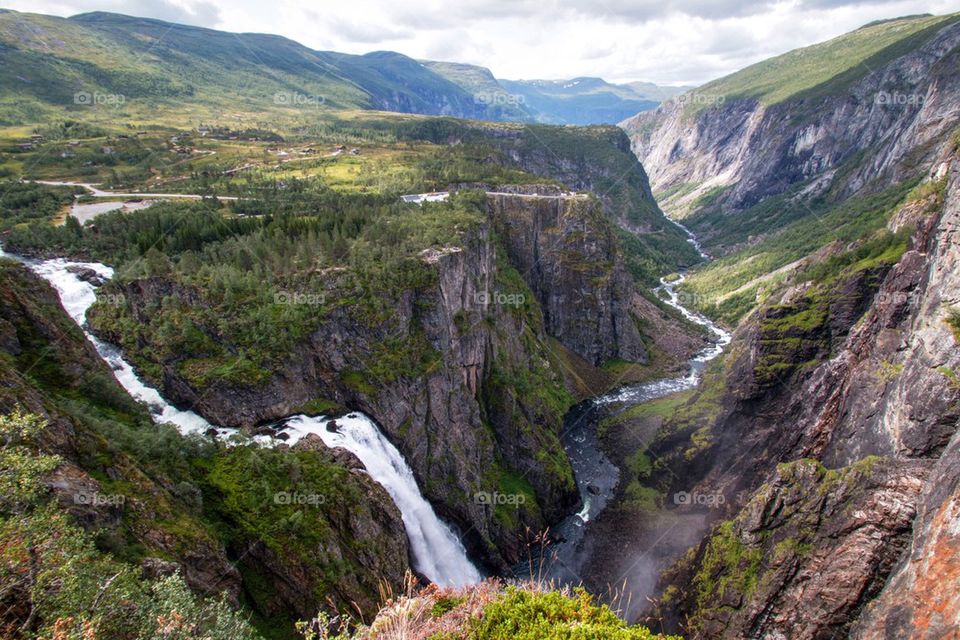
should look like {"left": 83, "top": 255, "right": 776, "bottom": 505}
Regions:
{"left": 3, "top": 0, "right": 957, "bottom": 85}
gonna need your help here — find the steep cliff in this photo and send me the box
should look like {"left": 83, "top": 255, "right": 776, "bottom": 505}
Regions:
{"left": 83, "top": 191, "right": 697, "bottom": 572}
{"left": 622, "top": 13, "right": 960, "bottom": 256}
{"left": 395, "top": 120, "right": 703, "bottom": 281}
{"left": 487, "top": 191, "right": 647, "bottom": 365}
{"left": 640, "top": 142, "right": 960, "bottom": 638}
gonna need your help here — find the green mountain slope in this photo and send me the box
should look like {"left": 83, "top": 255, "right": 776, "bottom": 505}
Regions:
{"left": 625, "top": 11, "right": 960, "bottom": 279}
{"left": 689, "top": 13, "right": 959, "bottom": 110}
{"left": 0, "top": 10, "right": 680, "bottom": 127}
{"left": 0, "top": 10, "right": 498, "bottom": 124}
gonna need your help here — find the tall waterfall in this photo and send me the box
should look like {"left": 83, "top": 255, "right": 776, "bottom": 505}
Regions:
{"left": 282, "top": 415, "right": 481, "bottom": 587}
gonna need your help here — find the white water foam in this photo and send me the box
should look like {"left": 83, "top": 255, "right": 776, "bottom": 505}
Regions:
{"left": 281, "top": 414, "right": 481, "bottom": 587}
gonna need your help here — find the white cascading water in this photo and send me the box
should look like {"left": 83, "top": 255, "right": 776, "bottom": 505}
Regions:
{"left": 597, "top": 273, "right": 731, "bottom": 406}
{"left": 1, "top": 245, "right": 480, "bottom": 587}
{"left": 25, "top": 257, "right": 218, "bottom": 435}
{"left": 281, "top": 414, "right": 481, "bottom": 587}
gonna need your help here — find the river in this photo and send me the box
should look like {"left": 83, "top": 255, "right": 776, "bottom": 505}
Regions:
{"left": 526, "top": 233, "right": 731, "bottom": 604}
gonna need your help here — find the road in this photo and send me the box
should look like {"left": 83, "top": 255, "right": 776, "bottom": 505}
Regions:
{"left": 30, "top": 180, "right": 240, "bottom": 201}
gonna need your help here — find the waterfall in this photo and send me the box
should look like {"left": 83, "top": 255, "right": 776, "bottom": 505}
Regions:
{"left": 281, "top": 414, "right": 481, "bottom": 587}
{"left": 2, "top": 248, "right": 480, "bottom": 587}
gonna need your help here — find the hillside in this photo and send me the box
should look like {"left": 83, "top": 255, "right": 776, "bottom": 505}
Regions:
{"left": 589, "top": 13, "right": 960, "bottom": 638}
{"left": 0, "top": 10, "right": 494, "bottom": 124}
{"left": 0, "top": 10, "right": 678, "bottom": 127}
{"left": 685, "top": 13, "right": 957, "bottom": 107}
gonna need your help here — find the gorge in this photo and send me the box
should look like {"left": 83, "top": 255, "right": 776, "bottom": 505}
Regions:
{"left": 1, "top": 7, "right": 959, "bottom": 640}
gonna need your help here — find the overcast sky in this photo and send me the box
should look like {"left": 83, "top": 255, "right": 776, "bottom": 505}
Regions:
{"left": 3, "top": 0, "right": 957, "bottom": 85}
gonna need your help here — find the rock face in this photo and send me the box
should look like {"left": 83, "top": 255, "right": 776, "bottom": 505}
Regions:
{"left": 646, "top": 148, "right": 960, "bottom": 637}
{"left": 487, "top": 192, "right": 647, "bottom": 365}
{"left": 661, "top": 459, "right": 927, "bottom": 640}
{"left": 851, "top": 427, "right": 960, "bottom": 640}
{"left": 622, "top": 16, "right": 960, "bottom": 238}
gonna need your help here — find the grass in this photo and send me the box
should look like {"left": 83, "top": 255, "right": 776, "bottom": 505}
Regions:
{"left": 947, "top": 308, "right": 960, "bottom": 343}
{"left": 690, "top": 521, "right": 763, "bottom": 625}
{"left": 347, "top": 579, "right": 681, "bottom": 639}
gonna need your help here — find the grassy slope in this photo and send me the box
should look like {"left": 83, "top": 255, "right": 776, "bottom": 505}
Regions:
{"left": 689, "top": 13, "right": 960, "bottom": 110}
{"left": 679, "top": 177, "right": 944, "bottom": 326}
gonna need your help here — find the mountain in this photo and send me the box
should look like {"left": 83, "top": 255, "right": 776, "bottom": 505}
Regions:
{"left": 419, "top": 63, "right": 688, "bottom": 125}
{"left": 0, "top": 10, "right": 679, "bottom": 127}
{"left": 498, "top": 76, "right": 673, "bottom": 125}
{"left": 625, "top": 80, "right": 694, "bottom": 102}
{"left": 0, "top": 10, "right": 500, "bottom": 123}
{"left": 623, "top": 12, "right": 960, "bottom": 238}
{"left": 418, "top": 60, "right": 532, "bottom": 121}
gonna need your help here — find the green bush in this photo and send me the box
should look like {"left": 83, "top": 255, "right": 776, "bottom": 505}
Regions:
{"left": 466, "top": 587, "right": 679, "bottom": 640}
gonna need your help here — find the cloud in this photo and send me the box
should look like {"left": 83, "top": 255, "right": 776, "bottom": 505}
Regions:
{"left": 324, "top": 16, "right": 413, "bottom": 44}
{"left": 123, "top": 0, "right": 220, "bottom": 26}
{"left": 3, "top": 0, "right": 956, "bottom": 85}
{"left": 6, "top": 0, "right": 221, "bottom": 26}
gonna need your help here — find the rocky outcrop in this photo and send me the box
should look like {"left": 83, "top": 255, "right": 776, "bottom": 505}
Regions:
{"left": 487, "top": 192, "right": 647, "bottom": 365}
{"left": 228, "top": 435, "right": 410, "bottom": 620}
{"left": 851, "top": 428, "right": 960, "bottom": 640}
{"left": 659, "top": 458, "right": 927, "bottom": 640}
